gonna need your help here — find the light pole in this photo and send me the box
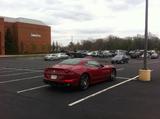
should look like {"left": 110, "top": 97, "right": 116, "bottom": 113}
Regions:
{"left": 138, "top": 0, "right": 151, "bottom": 81}
{"left": 144, "top": 0, "right": 148, "bottom": 70}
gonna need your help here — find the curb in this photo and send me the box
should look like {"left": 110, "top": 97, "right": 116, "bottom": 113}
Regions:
{"left": 0, "top": 54, "right": 46, "bottom": 58}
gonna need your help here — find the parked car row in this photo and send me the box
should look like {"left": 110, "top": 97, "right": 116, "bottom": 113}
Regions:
{"left": 66, "top": 51, "right": 87, "bottom": 58}
{"left": 44, "top": 49, "right": 159, "bottom": 61}
{"left": 86, "top": 50, "right": 115, "bottom": 58}
{"left": 129, "top": 50, "right": 159, "bottom": 59}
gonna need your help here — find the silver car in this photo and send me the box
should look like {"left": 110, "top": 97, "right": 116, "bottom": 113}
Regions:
{"left": 111, "top": 55, "right": 129, "bottom": 64}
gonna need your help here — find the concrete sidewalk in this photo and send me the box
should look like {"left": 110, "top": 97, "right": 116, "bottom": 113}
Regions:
{"left": 0, "top": 54, "right": 46, "bottom": 58}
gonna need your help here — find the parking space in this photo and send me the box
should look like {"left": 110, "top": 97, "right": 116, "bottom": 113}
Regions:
{"left": 0, "top": 57, "right": 160, "bottom": 119}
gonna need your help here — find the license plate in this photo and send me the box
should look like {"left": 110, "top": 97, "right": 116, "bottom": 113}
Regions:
{"left": 51, "top": 75, "right": 57, "bottom": 80}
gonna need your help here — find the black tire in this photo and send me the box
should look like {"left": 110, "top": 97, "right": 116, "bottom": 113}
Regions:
{"left": 79, "top": 74, "right": 89, "bottom": 90}
{"left": 110, "top": 70, "right": 116, "bottom": 81}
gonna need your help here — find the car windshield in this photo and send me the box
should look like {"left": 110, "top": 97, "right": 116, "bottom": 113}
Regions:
{"left": 59, "top": 58, "right": 82, "bottom": 65}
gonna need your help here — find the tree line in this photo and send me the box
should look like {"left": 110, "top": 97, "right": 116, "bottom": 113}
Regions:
{"left": 52, "top": 34, "right": 160, "bottom": 52}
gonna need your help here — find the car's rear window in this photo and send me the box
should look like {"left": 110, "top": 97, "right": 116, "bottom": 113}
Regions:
{"left": 59, "top": 58, "right": 82, "bottom": 65}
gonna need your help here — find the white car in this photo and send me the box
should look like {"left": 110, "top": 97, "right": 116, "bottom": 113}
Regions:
{"left": 57, "top": 53, "right": 69, "bottom": 59}
{"left": 44, "top": 53, "right": 69, "bottom": 61}
{"left": 151, "top": 52, "right": 159, "bottom": 59}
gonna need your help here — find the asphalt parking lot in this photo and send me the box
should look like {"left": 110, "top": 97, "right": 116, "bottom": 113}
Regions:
{"left": 0, "top": 57, "right": 160, "bottom": 119}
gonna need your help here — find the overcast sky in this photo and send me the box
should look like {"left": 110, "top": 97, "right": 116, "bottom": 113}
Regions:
{"left": 0, "top": 0, "right": 160, "bottom": 46}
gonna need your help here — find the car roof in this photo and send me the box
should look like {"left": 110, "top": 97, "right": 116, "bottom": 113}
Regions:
{"left": 69, "top": 58, "right": 94, "bottom": 63}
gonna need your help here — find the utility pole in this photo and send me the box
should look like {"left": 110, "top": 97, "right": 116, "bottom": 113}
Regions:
{"left": 139, "top": 0, "right": 151, "bottom": 81}
{"left": 144, "top": 0, "right": 148, "bottom": 70}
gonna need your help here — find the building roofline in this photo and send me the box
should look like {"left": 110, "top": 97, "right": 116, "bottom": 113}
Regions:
{"left": 0, "top": 16, "right": 47, "bottom": 26}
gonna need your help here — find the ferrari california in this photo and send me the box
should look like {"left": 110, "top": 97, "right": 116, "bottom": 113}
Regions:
{"left": 44, "top": 58, "right": 116, "bottom": 90}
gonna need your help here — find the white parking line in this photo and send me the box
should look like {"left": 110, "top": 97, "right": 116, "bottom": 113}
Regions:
{"left": 17, "top": 84, "right": 50, "bottom": 94}
{"left": 116, "top": 76, "right": 130, "bottom": 80}
{"left": 0, "top": 72, "right": 37, "bottom": 77}
{"left": 0, "top": 75, "right": 43, "bottom": 84}
{"left": 0, "top": 67, "right": 43, "bottom": 72}
{"left": 68, "top": 75, "right": 139, "bottom": 107}
{"left": 117, "top": 68, "right": 124, "bottom": 71}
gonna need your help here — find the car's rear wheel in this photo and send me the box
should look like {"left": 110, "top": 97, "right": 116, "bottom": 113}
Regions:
{"left": 79, "top": 74, "right": 89, "bottom": 90}
{"left": 110, "top": 70, "right": 116, "bottom": 81}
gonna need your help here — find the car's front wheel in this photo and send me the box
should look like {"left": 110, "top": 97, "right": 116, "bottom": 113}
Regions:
{"left": 79, "top": 74, "right": 89, "bottom": 90}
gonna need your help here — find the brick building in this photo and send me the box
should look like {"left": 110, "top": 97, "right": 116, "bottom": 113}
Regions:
{"left": 0, "top": 17, "right": 51, "bottom": 55}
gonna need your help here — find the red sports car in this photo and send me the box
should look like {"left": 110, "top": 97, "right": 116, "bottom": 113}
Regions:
{"left": 44, "top": 58, "right": 116, "bottom": 90}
